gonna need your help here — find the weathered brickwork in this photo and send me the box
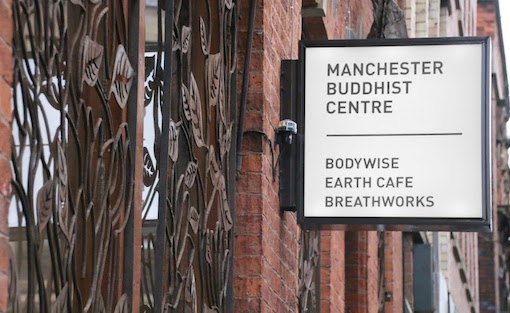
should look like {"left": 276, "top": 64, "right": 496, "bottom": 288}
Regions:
{"left": 477, "top": 2, "right": 509, "bottom": 313}
{"left": 320, "top": 230, "right": 345, "bottom": 313}
{"left": 0, "top": 0, "right": 11, "bottom": 311}
{"left": 402, "top": 233, "right": 414, "bottom": 309}
{"left": 345, "top": 231, "right": 381, "bottom": 313}
{"left": 235, "top": 1, "right": 301, "bottom": 312}
{"left": 384, "top": 232, "right": 403, "bottom": 313}
{"left": 428, "top": 0, "right": 440, "bottom": 36}
{"left": 448, "top": 233, "right": 480, "bottom": 313}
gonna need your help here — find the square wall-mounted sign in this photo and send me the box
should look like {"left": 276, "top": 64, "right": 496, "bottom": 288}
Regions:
{"left": 298, "top": 37, "right": 492, "bottom": 231}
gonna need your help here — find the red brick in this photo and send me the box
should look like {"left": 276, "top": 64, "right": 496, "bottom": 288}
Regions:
{"left": 235, "top": 255, "right": 262, "bottom": 277}
{"left": 235, "top": 234, "right": 262, "bottom": 256}
{"left": 236, "top": 172, "right": 263, "bottom": 194}
{"left": 236, "top": 214, "right": 263, "bottom": 235}
{"left": 0, "top": 120, "right": 10, "bottom": 159}
{"left": 0, "top": 40, "right": 12, "bottom": 85}
{"left": 240, "top": 153, "right": 263, "bottom": 174}
{"left": 0, "top": 79, "right": 12, "bottom": 121}
{"left": 233, "top": 298, "right": 262, "bottom": 313}
{"left": 0, "top": 156, "right": 11, "bottom": 195}
{"left": 234, "top": 277, "right": 263, "bottom": 298}
{"left": 0, "top": 1, "right": 10, "bottom": 312}
{"left": 0, "top": 238, "right": 8, "bottom": 272}
{"left": 0, "top": 0, "right": 12, "bottom": 46}
{"left": 0, "top": 271, "right": 7, "bottom": 312}
{"left": 384, "top": 232, "right": 403, "bottom": 313}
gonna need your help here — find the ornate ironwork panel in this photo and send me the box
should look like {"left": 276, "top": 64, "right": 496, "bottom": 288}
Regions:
{"left": 299, "top": 230, "right": 320, "bottom": 312}
{"left": 140, "top": 1, "right": 237, "bottom": 312}
{"left": 10, "top": 0, "right": 135, "bottom": 311}
{"left": 10, "top": 0, "right": 236, "bottom": 311}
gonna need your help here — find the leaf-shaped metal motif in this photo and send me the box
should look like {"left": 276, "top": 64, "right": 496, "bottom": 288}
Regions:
{"left": 220, "top": 184, "right": 233, "bottom": 231}
{"left": 168, "top": 118, "right": 179, "bottom": 162}
{"left": 51, "top": 283, "right": 68, "bottom": 313}
{"left": 173, "top": 26, "right": 180, "bottom": 51}
{"left": 181, "top": 25, "right": 191, "bottom": 54}
{"left": 58, "top": 203, "right": 71, "bottom": 243}
{"left": 188, "top": 74, "right": 206, "bottom": 147}
{"left": 188, "top": 75, "right": 201, "bottom": 123}
{"left": 207, "top": 146, "right": 221, "bottom": 187}
{"left": 219, "top": 124, "right": 232, "bottom": 161}
{"left": 109, "top": 44, "right": 135, "bottom": 109}
{"left": 113, "top": 294, "right": 130, "bottom": 313}
{"left": 185, "top": 268, "right": 197, "bottom": 313}
{"left": 189, "top": 206, "right": 199, "bottom": 234}
{"left": 37, "top": 180, "right": 54, "bottom": 236}
{"left": 82, "top": 36, "right": 104, "bottom": 87}
{"left": 56, "top": 136, "right": 68, "bottom": 186}
{"left": 207, "top": 53, "right": 223, "bottom": 109}
{"left": 143, "top": 147, "right": 157, "bottom": 186}
{"left": 181, "top": 84, "right": 192, "bottom": 121}
{"left": 184, "top": 162, "right": 198, "bottom": 188}
{"left": 206, "top": 231, "right": 213, "bottom": 264}
{"left": 200, "top": 17, "right": 209, "bottom": 55}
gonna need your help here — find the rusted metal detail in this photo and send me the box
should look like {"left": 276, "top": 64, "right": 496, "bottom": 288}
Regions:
{"left": 141, "top": 0, "right": 237, "bottom": 312}
{"left": 10, "top": 0, "right": 138, "bottom": 312}
{"left": 299, "top": 230, "right": 320, "bottom": 313}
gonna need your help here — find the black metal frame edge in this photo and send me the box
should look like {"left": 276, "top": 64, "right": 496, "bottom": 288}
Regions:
{"left": 297, "top": 36, "right": 493, "bottom": 232}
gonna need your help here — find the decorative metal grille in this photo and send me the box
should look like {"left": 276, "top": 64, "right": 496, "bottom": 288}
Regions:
{"left": 10, "top": 0, "right": 136, "bottom": 311}
{"left": 140, "top": 0, "right": 237, "bottom": 312}
{"left": 299, "top": 230, "right": 320, "bottom": 313}
{"left": 9, "top": 0, "right": 237, "bottom": 312}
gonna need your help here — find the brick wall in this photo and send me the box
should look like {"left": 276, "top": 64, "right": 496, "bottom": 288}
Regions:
{"left": 320, "top": 230, "right": 345, "bottom": 312}
{"left": 448, "top": 233, "right": 480, "bottom": 313}
{"left": 384, "top": 232, "right": 403, "bottom": 313}
{"left": 477, "top": 2, "right": 508, "bottom": 312}
{"left": 428, "top": 0, "right": 440, "bottom": 36}
{"left": 415, "top": 0, "right": 429, "bottom": 37}
{"left": 0, "top": 0, "right": 12, "bottom": 312}
{"left": 403, "top": 233, "right": 414, "bottom": 308}
{"left": 477, "top": 82, "right": 504, "bottom": 313}
{"left": 235, "top": 1, "right": 301, "bottom": 312}
{"left": 302, "top": 0, "right": 372, "bottom": 40}
{"left": 345, "top": 231, "right": 380, "bottom": 313}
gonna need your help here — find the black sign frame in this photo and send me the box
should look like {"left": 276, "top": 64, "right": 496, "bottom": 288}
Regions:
{"left": 296, "top": 37, "right": 492, "bottom": 232}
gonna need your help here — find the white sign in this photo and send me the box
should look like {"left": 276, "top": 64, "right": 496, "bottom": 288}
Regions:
{"left": 301, "top": 38, "right": 491, "bottom": 224}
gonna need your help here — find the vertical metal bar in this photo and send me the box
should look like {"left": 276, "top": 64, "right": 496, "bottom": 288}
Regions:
{"left": 296, "top": 46, "right": 305, "bottom": 225}
{"left": 235, "top": 0, "right": 257, "bottom": 175}
{"left": 226, "top": 6, "right": 238, "bottom": 308}
{"left": 125, "top": 0, "right": 145, "bottom": 311}
{"left": 154, "top": 0, "right": 174, "bottom": 311}
{"left": 279, "top": 60, "right": 298, "bottom": 212}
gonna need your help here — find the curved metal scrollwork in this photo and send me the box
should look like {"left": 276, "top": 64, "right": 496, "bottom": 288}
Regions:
{"left": 10, "top": 0, "right": 135, "bottom": 311}
{"left": 141, "top": 0, "right": 237, "bottom": 312}
{"left": 10, "top": 0, "right": 236, "bottom": 311}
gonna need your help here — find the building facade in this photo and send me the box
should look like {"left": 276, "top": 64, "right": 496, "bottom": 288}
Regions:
{"left": 0, "top": 0, "right": 508, "bottom": 313}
